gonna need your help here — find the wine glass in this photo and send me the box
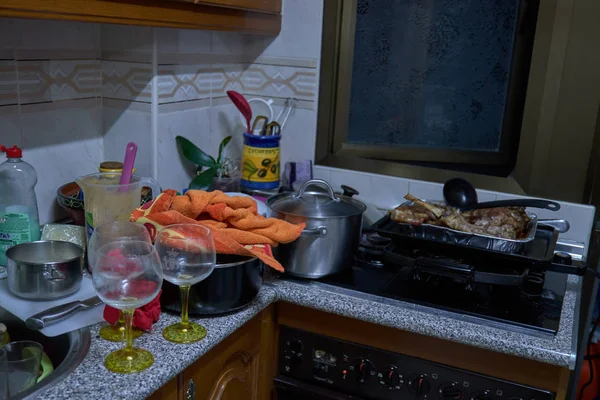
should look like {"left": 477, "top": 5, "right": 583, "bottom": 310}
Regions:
{"left": 92, "top": 240, "right": 162, "bottom": 374}
{"left": 155, "top": 224, "right": 216, "bottom": 344}
{"left": 88, "top": 221, "right": 151, "bottom": 342}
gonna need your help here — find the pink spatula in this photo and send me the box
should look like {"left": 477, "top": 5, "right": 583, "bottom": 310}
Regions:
{"left": 119, "top": 142, "right": 137, "bottom": 191}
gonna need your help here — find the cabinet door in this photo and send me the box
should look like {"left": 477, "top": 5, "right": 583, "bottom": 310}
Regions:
{"left": 183, "top": 306, "right": 276, "bottom": 400}
{"left": 172, "top": 0, "right": 280, "bottom": 14}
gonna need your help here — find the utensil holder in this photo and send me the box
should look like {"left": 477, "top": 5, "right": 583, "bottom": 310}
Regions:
{"left": 241, "top": 132, "right": 281, "bottom": 190}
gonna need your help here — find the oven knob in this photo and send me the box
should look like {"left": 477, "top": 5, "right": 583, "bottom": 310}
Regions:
{"left": 471, "top": 391, "right": 493, "bottom": 400}
{"left": 289, "top": 339, "right": 303, "bottom": 354}
{"left": 351, "top": 358, "right": 374, "bottom": 383}
{"left": 408, "top": 375, "right": 431, "bottom": 398}
{"left": 439, "top": 382, "right": 462, "bottom": 399}
{"left": 381, "top": 367, "right": 402, "bottom": 390}
{"left": 289, "top": 354, "right": 302, "bottom": 367}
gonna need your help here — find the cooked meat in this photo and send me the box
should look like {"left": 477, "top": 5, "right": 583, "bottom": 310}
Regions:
{"left": 389, "top": 204, "right": 434, "bottom": 225}
{"left": 389, "top": 194, "right": 530, "bottom": 239}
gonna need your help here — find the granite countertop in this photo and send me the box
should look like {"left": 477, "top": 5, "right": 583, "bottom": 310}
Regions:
{"left": 38, "top": 274, "right": 581, "bottom": 399}
{"left": 271, "top": 275, "right": 582, "bottom": 368}
{"left": 40, "top": 288, "right": 278, "bottom": 400}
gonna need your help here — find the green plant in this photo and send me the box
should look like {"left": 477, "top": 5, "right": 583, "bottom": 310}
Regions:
{"left": 175, "top": 135, "right": 232, "bottom": 190}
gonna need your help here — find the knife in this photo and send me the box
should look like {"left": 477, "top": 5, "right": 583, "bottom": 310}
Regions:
{"left": 26, "top": 296, "right": 103, "bottom": 330}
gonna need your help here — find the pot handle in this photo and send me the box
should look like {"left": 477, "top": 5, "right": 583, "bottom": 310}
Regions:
{"left": 301, "top": 226, "right": 328, "bottom": 236}
{"left": 43, "top": 266, "right": 66, "bottom": 281}
{"left": 294, "top": 179, "right": 340, "bottom": 203}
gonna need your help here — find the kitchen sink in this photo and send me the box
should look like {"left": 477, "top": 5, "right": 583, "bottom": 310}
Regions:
{"left": 1, "top": 306, "right": 91, "bottom": 399}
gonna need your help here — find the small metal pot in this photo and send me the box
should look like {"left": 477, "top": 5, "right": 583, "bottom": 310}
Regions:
{"left": 6, "top": 241, "right": 84, "bottom": 300}
{"left": 267, "top": 179, "right": 367, "bottom": 278}
{"left": 161, "top": 254, "right": 263, "bottom": 316}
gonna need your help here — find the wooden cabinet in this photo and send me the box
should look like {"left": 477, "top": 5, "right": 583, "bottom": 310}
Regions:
{"left": 172, "top": 0, "right": 280, "bottom": 14}
{"left": 0, "top": 0, "right": 281, "bottom": 34}
{"left": 147, "top": 305, "right": 276, "bottom": 400}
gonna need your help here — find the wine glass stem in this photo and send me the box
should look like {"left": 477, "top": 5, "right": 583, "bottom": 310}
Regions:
{"left": 180, "top": 285, "right": 191, "bottom": 329}
{"left": 118, "top": 310, "right": 125, "bottom": 326}
{"left": 123, "top": 309, "right": 134, "bottom": 352}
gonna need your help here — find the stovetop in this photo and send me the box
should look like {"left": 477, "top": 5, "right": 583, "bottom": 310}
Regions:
{"left": 303, "top": 232, "right": 568, "bottom": 336}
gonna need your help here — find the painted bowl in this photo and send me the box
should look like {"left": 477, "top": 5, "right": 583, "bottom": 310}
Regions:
{"left": 56, "top": 182, "right": 85, "bottom": 226}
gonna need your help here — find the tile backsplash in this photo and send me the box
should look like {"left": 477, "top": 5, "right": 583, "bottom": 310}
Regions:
{"left": 0, "top": 0, "right": 324, "bottom": 224}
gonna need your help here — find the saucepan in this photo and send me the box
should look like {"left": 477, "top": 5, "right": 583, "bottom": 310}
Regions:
{"left": 267, "top": 179, "right": 367, "bottom": 278}
{"left": 5, "top": 241, "right": 84, "bottom": 300}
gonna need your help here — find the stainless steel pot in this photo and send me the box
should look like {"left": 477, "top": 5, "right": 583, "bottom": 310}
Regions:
{"left": 267, "top": 179, "right": 366, "bottom": 278}
{"left": 6, "top": 241, "right": 84, "bottom": 300}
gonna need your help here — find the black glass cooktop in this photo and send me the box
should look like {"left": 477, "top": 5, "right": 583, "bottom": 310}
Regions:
{"left": 317, "top": 264, "right": 565, "bottom": 336}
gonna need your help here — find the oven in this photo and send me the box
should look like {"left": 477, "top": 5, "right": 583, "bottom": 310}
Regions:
{"left": 275, "top": 325, "right": 555, "bottom": 400}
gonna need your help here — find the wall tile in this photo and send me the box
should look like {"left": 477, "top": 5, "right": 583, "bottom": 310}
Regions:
{"left": 156, "top": 28, "right": 211, "bottom": 63}
{"left": 158, "top": 64, "right": 212, "bottom": 104}
{"left": 13, "top": 19, "right": 100, "bottom": 59}
{"left": 313, "top": 166, "right": 330, "bottom": 182}
{"left": 0, "top": 18, "right": 15, "bottom": 60}
{"left": 277, "top": 107, "right": 316, "bottom": 165}
{"left": 211, "top": 31, "right": 245, "bottom": 55}
{"left": 49, "top": 60, "right": 101, "bottom": 101}
{"left": 0, "top": 105, "right": 21, "bottom": 147}
{"left": 241, "top": 64, "right": 317, "bottom": 101}
{"left": 408, "top": 180, "right": 444, "bottom": 201}
{"left": 17, "top": 60, "right": 52, "bottom": 104}
{"left": 19, "top": 100, "right": 103, "bottom": 224}
{"left": 249, "top": 0, "right": 323, "bottom": 61}
{"left": 101, "top": 24, "right": 153, "bottom": 62}
{"left": 208, "top": 103, "right": 246, "bottom": 160}
{"left": 103, "top": 100, "right": 153, "bottom": 178}
{"left": 158, "top": 104, "right": 211, "bottom": 191}
{"left": 0, "top": 61, "right": 17, "bottom": 106}
{"left": 368, "top": 175, "right": 411, "bottom": 209}
{"left": 210, "top": 63, "right": 244, "bottom": 99}
{"left": 102, "top": 61, "right": 152, "bottom": 103}
{"left": 329, "top": 168, "right": 371, "bottom": 203}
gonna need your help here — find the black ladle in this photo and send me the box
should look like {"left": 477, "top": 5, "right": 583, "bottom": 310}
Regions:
{"left": 443, "top": 178, "right": 561, "bottom": 211}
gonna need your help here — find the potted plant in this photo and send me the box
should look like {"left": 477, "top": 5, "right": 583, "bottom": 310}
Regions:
{"left": 176, "top": 135, "right": 241, "bottom": 191}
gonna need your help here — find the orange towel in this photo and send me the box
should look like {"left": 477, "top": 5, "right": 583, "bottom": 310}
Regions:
{"left": 130, "top": 189, "right": 305, "bottom": 272}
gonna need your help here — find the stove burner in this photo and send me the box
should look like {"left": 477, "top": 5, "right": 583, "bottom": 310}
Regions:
{"left": 354, "top": 233, "right": 392, "bottom": 269}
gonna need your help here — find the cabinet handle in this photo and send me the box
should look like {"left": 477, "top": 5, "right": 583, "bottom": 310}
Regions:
{"left": 186, "top": 379, "right": 196, "bottom": 400}
{"left": 208, "top": 351, "right": 254, "bottom": 400}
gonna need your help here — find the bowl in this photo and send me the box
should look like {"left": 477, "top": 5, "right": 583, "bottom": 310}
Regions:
{"left": 56, "top": 182, "right": 85, "bottom": 226}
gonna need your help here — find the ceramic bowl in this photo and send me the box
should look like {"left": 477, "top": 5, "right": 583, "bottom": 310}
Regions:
{"left": 56, "top": 182, "right": 85, "bottom": 226}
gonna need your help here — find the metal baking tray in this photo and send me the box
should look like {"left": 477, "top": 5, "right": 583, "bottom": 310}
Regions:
{"left": 377, "top": 200, "right": 538, "bottom": 254}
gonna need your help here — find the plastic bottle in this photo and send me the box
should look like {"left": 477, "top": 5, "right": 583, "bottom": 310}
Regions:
{"left": 0, "top": 145, "right": 41, "bottom": 266}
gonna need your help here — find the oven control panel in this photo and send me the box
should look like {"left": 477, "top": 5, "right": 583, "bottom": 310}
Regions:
{"left": 278, "top": 326, "right": 554, "bottom": 400}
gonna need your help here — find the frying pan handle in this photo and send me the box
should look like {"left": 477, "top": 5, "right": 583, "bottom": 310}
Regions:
{"left": 470, "top": 199, "right": 561, "bottom": 211}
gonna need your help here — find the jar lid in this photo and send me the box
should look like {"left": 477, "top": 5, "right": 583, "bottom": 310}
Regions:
{"left": 99, "top": 161, "right": 124, "bottom": 171}
{"left": 267, "top": 179, "right": 366, "bottom": 218}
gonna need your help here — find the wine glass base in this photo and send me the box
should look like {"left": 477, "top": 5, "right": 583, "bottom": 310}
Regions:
{"left": 163, "top": 322, "right": 207, "bottom": 344}
{"left": 105, "top": 347, "right": 154, "bottom": 374}
{"left": 99, "top": 323, "right": 143, "bottom": 342}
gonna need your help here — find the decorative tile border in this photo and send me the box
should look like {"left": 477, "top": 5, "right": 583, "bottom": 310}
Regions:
{"left": 17, "top": 60, "right": 101, "bottom": 105}
{"left": 156, "top": 63, "right": 317, "bottom": 104}
{"left": 157, "top": 53, "right": 318, "bottom": 69}
{"left": 102, "top": 61, "right": 152, "bottom": 103}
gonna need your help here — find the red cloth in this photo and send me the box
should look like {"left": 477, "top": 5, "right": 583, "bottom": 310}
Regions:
{"left": 103, "top": 290, "right": 162, "bottom": 331}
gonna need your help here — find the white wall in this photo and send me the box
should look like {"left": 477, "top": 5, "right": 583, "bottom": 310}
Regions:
{"left": 0, "top": 0, "right": 324, "bottom": 223}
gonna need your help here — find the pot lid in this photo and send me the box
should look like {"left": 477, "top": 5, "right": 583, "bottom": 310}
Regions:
{"left": 268, "top": 179, "right": 366, "bottom": 218}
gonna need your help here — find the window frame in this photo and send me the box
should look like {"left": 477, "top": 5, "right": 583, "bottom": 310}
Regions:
{"left": 316, "top": 0, "right": 600, "bottom": 202}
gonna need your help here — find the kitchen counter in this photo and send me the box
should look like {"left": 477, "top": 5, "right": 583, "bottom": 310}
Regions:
{"left": 272, "top": 274, "right": 582, "bottom": 368}
{"left": 39, "top": 288, "right": 278, "bottom": 400}
{"left": 38, "top": 274, "right": 581, "bottom": 399}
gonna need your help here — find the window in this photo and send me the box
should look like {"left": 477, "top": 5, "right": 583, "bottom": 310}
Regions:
{"left": 317, "top": 0, "right": 539, "bottom": 178}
